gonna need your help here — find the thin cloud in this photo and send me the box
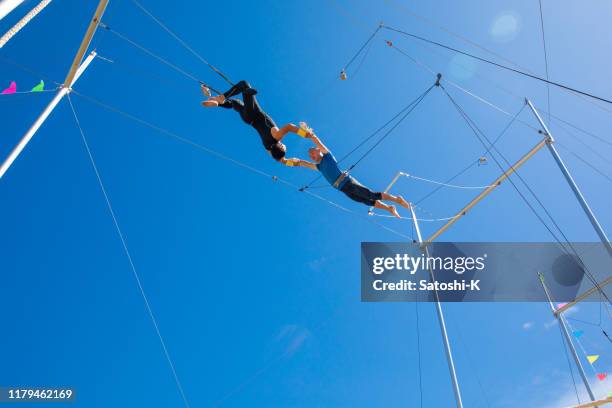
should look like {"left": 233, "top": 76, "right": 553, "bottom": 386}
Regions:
{"left": 540, "top": 376, "right": 609, "bottom": 408}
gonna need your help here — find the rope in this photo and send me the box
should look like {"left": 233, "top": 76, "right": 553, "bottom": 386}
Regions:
{"left": 99, "top": 23, "right": 222, "bottom": 94}
{"left": 66, "top": 94, "right": 191, "bottom": 408}
{"left": 537, "top": 0, "right": 551, "bottom": 123}
{"left": 381, "top": 0, "right": 612, "bottom": 118}
{"left": 0, "top": 55, "right": 61, "bottom": 86}
{"left": 0, "top": 87, "right": 58, "bottom": 96}
{"left": 414, "top": 104, "right": 525, "bottom": 206}
{"left": 387, "top": 42, "right": 539, "bottom": 134}
{"left": 551, "top": 113, "right": 612, "bottom": 148}
{"left": 130, "top": 0, "right": 233, "bottom": 86}
{"left": 445, "top": 89, "right": 601, "bottom": 292}
{"left": 369, "top": 213, "right": 454, "bottom": 222}
{"left": 563, "top": 318, "right": 603, "bottom": 376}
{"left": 555, "top": 124, "right": 612, "bottom": 167}
{"left": 95, "top": 53, "right": 188, "bottom": 89}
{"left": 382, "top": 25, "right": 612, "bottom": 106}
{"left": 557, "top": 142, "right": 612, "bottom": 185}
{"left": 402, "top": 173, "right": 494, "bottom": 190}
{"left": 387, "top": 41, "right": 612, "bottom": 188}
{"left": 448, "top": 312, "right": 492, "bottom": 408}
{"left": 329, "top": 0, "right": 612, "bottom": 156}
{"left": 349, "top": 38, "right": 375, "bottom": 79}
{"left": 70, "top": 89, "right": 412, "bottom": 240}
{"left": 414, "top": 289, "right": 423, "bottom": 408}
{"left": 389, "top": 37, "right": 612, "bottom": 153}
{"left": 300, "top": 81, "right": 437, "bottom": 191}
{"left": 443, "top": 87, "right": 612, "bottom": 306}
{"left": 348, "top": 84, "right": 434, "bottom": 171}
{"left": 382, "top": 0, "right": 534, "bottom": 76}
{"left": 342, "top": 24, "right": 382, "bottom": 73}
{"left": 0, "top": 0, "right": 52, "bottom": 49}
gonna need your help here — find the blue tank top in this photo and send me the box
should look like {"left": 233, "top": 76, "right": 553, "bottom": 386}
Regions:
{"left": 317, "top": 152, "right": 349, "bottom": 189}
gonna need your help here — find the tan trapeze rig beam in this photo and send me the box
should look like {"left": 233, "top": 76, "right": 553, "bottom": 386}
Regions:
{"left": 570, "top": 396, "right": 612, "bottom": 408}
{"left": 424, "top": 137, "right": 548, "bottom": 244}
{"left": 555, "top": 276, "right": 612, "bottom": 316}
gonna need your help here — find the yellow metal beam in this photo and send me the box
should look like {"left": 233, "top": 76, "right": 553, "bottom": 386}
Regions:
{"left": 425, "top": 138, "right": 548, "bottom": 244}
{"left": 555, "top": 276, "right": 612, "bottom": 316}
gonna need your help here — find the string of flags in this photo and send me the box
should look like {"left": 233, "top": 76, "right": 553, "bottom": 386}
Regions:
{"left": 573, "top": 342, "right": 605, "bottom": 381}
{"left": 1, "top": 80, "right": 45, "bottom": 94}
{"left": 556, "top": 303, "right": 608, "bottom": 384}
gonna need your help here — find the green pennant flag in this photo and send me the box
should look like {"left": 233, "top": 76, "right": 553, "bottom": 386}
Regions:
{"left": 31, "top": 80, "right": 44, "bottom": 92}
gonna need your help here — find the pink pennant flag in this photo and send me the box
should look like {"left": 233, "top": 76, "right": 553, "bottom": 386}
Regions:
{"left": 597, "top": 373, "right": 607, "bottom": 381}
{"left": 2, "top": 81, "right": 17, "bottom": 95}
{"left": 1, "top": 81, "right": 16, "bottom": 94}
{"left": 556, "top": 302, "right": 568, "bottom": 310}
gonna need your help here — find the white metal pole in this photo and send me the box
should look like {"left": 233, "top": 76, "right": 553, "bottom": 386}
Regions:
{"left": 0, "top": 0, "right": 24, "bottom": 21}
{"left": 409, "top": 204, "right": 464, "bottom": 408}
{"left": 0, "top": 51, "right": 96, "bottom": 180}
{"left": 526, "top": 99, "right": 612, "bottom": 259}
{"left": 538, "top": 273, "right": 597, "bottom": 403}
{"left": 0, "top": 0, "right": 53, "bottom": 49}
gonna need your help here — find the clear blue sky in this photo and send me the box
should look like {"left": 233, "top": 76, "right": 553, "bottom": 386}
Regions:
{"left": 0, "top": 0, "right": 610, "bottom": 406}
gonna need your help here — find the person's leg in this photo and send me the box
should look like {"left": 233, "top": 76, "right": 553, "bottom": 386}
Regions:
{"left": 381, "top": 192, "right": 410, "bottom": 209}
{"left": 341, "top": 179, "right": 402, "bottom": 218}
{"left": 223, "top": 80, "right": 252, "bottom": 99}
{"left": 240, "top": 84, "right": 261, "bottom": 116}
{"left": 202, "top": 97, "right": 245, "bottom": 114}
{"left": 203, "top": 81, "right": 252, "bottom": 106}
{"left": 374, "top": 200, "right": 401, "bottom": 218}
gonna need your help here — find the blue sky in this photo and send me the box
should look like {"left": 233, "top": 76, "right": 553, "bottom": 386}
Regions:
{"left": 0, "top": 0, "right": 611, "bottom": 406}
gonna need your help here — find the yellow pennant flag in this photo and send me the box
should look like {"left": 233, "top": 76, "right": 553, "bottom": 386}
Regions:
{"left": 587, "top": 355, "right": 599, "bottom": 364}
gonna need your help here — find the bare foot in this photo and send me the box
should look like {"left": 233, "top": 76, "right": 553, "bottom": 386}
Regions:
{"left": 389, "top": 205, "right": 401, "bottom": 219}
{"left": 397, "top": 195, "right": 410, "bottom": 209}
{"left": 201, "top": 95, "right": 225, "bottom": 107}
{"left": 202, "top": 100, "right": 219, "bottom": 107}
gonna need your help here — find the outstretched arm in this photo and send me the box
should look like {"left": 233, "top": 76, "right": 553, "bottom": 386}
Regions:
{"left": 308, "top": 134, "right": 329, "bottom": 154}
{"left": 271, "top": 123, "right": 300, "bottom": 141}
{"left": 283, "top": 158, "right": 318, "bottom": 170}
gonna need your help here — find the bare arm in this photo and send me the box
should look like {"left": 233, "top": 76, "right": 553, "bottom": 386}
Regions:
{"left": 271, "top": 123, "right": 300, "bottom": 141}
{"left": 308, "top": 134, "right": 329, "bottom": 154}
{"left": 283, "top": 158, "right": 318, "bottom": 170}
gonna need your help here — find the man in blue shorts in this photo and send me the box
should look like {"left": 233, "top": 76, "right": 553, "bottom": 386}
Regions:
{"left": 286, "top": 127, "right": 409, "bottom": 218}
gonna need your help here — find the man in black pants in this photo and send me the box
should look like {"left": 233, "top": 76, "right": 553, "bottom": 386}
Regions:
{"left": 202, "top": 80, "right": 308, "bottom": 163}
